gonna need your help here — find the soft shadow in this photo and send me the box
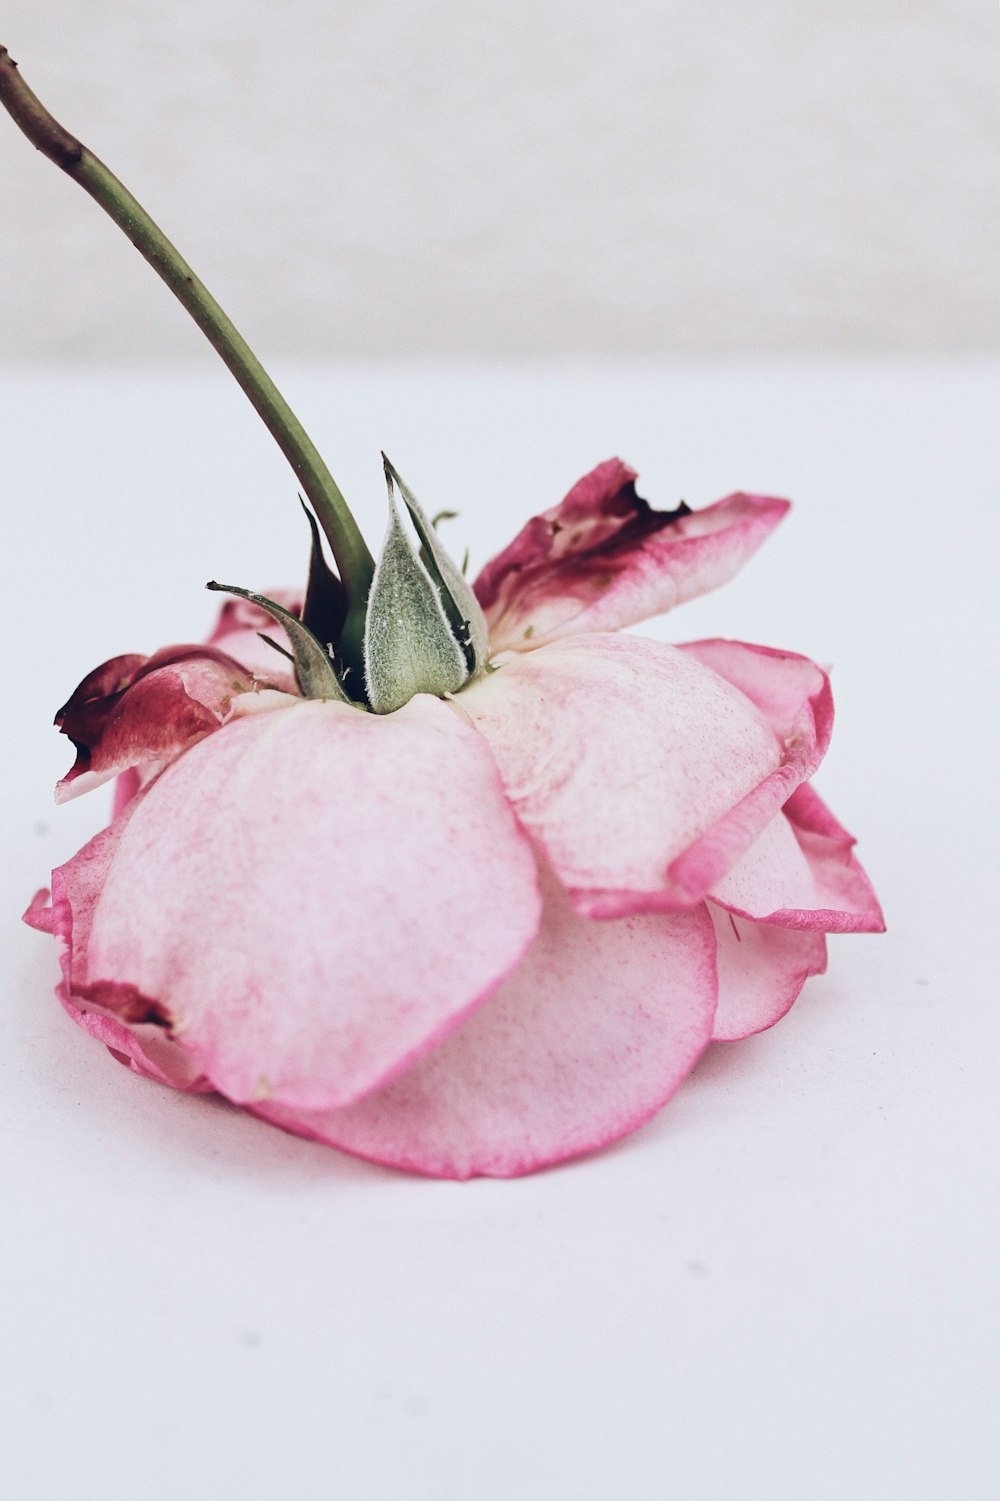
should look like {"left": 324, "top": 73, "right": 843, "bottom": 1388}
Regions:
{"left": 684, "top": 1037, "right": 758, "bottom": 1089}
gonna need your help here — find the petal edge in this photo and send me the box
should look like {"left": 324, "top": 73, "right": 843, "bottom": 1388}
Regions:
{"left": 476, "top": 459, "right": 789, "bottom": 651}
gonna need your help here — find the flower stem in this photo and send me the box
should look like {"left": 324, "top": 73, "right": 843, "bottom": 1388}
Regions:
{"left": 0, "top": 46, "right": 374, "bottom": 666}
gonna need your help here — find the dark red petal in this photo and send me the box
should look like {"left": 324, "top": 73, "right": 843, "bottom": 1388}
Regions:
{"left": 55, "top": 645, "right": 257, "bottom": 801}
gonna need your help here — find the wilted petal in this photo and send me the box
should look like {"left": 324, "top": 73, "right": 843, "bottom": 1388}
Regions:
{"left": 784, "top": 784, "right": 885, "bottom": 929}
{"left": 709, "top": 902, "right": 827, "bottom": 1042}
{"left": 712, "top": 783, "right": 885, "bottom": 932}
{"left": 663, "top": 640, "right": 834, "bottom": 906}
{"left": 474, "top": 458, "right": 789, "bottom": 652}
{"left": 59, "top": 987, "right": 211, "bottom": 1091}
{"left": 254, "top": 864, "right": 717, "bottom": 1179}
{"left": 678, "top": 639, "right": 834, "bottom": 749}
{"left": 24, "top": 827, "right": 210, "bottom": 1091}
{"left": 80, "top": 695, "right": 541, "bottom": 1111}
{"left": 55, "top": 645, "right": 262, "bottom": 803}
{"left": 52, "top": 654, "right": 147, "bottom": 762}
{"left": 460, "top": 633, "right": 828, "bottom": 917}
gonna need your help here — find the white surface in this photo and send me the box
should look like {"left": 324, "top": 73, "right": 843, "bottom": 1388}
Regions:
{"left": 2, "top": 2, "right": 999, "bottom": 357}
{"left": 1, "top": 359, "right": 997, "bottom": 1499}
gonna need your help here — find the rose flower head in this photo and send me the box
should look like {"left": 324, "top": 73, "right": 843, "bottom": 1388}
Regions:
{"left": 2, "top": 46, "right": 882, "bottom": 1178}
{"left": 27, "top": 457, "right": 883, "bottom": 1178}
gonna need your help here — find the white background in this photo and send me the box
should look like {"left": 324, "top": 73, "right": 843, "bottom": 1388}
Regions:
{"left": 1, "top": 1, "right": 998, "bottom": 357}
{"left": 2, "top": 3, "right": 999, "bottom": 1498}
{"left": 2, "top": 359, "right": 997, "bottom": 1498}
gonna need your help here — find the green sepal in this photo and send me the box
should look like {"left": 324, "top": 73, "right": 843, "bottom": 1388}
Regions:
{"left": 363, "top": 477, "right": 469, "bottom": 715}
{"left": 257, "top": 631, "right": 295, "bottom": 664}
{"left": 299, "top": 498, "right": 348, "bottom": 666}
{"left": 206, "top": 581, "right": 352, "bottom": 704}
{"left": 381, "top": 455, "right": 490, "bottom": 673}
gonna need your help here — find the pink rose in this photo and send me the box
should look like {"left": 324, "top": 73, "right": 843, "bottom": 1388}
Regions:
{"left": 25, "top": 459, "right": 883, "bottom": 1179}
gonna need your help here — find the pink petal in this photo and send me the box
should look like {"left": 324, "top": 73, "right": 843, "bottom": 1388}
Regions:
{"left": 677, "top": 638, "right": 834, "bottom": 747}
{"left": 79, "top": 695, "right": 542, "bottom": 1111}
{"left": 59, "top": 990, "right": 212, "bottom": 1091}
{"left": 459, "top": 633, "right": 829, "bottom": 918}
{"left": 663, "top": 640, "right": 834, "bottom": 906}
{"left": 708, "top": 792, "right": 882, "bottom": 930}
{"left": 674, "top": 650, "right": 881, "bottom": 929}
{"left": 55, "top": 645, "right": 263, "bottom": 803}
{"left": 711, "top": 783, "right": 885, "bottom": 932}
{"left": 785, "top": 784, "right": 885, "bottom": 926}
{"left": 24, "top": 823, "right": 210, "bottom": 1091}
{"left": 474, "top": 458, "right": 789, "bottom": 653}
{"left": 254, "top": 864, "right": 717, "bottom": 1179}
{"left": 709, "top": 902, "right": 827, "bottom": 1042}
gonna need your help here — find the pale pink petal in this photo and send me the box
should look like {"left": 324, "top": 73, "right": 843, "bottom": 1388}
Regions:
{"left": 24, "top": 826, "right": 210, "bottom": 1091}
{"left": 661, "top": 640, "right": 834, "bottom": 906}
{"left": 459, "top": 633, "right": 829, "bottom": 918}
{"left": 783, "top": 784, "right": 884, "bottom": 930}
{"left": 677, "top": 639, "right": 834, "bottom": 748}
{"left": 79, "top": 695, "right": 541, "bottom": 1111}
{"left": 709, "top": 901, "right": 827, "bottom": 1042}
{"left": 55, "top": 645, "right": 264, "bottom": 803}
{"left": 60, "top": 992, "right": 211, "bottom": 1091}
{"left": 712, "top": 783, "right": 885, "bottom": 932}
{"left": 254, "top": 863, "right": 717, "bottom": 1179}
{"left": 474, "top": 458, "right": 789, "bottom": 653}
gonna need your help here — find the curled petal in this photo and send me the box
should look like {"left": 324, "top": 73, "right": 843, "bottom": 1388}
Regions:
{"left": 254, "top": 865, "right": 718, "bottom": 1179}
{"left": 460, "top": 633, "right": 828, "bottom": 917}
{"left": 24, "top": 828, "right": 210, "bottom": 1091}
{"left": 77, "top": 696, "right": 541, "bottom": 1111}
{"left": 709, "top": 902, "right": 827, "bottom": 1042}
{"left": 783, "top": 784, "right": 885, "bottom": 929}
{"left": 711, "top": 784, "right": 885, "bottom": 932}
{"left": 474, "top": 458, "right": 789, "bottom": 652}
{"left": 663, "top": 640, "right": 834, "bottom": 906}
{"left": 108, "top": 682, "right": 301, "bottom": 818}
{"left": 677, "top": 638, "right": 834, "bottom": 748}
{"left": 55, "top": 645, "right": 263, "bottom": 803}
{"left": 57, "top": 653, "right": 149, "bottom": 716}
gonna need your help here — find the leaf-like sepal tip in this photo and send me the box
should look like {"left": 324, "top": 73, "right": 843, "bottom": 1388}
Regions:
{"left": 382, "top": 455, "right": 490, "bottom": 674}
{"left": 206, "top": 583, "right": 352, "bottom": 704}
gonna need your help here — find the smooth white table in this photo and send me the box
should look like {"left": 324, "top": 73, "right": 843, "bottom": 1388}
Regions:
{"left": 2, "top": 360, "right": 996, "bottom": 1500}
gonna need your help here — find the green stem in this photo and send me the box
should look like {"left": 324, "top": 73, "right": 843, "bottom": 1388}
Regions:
{"left": 0, "top": 46, "right": 374, "bottom": 665}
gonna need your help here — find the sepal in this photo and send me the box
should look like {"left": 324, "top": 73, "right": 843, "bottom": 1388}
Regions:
{"left": 363, "top": 471, "right": 470, "bottom": 715}
{"left": 299, "top": 499, "right": 348, "bottom": 663}
{"left": 381, "top": 455, "right": 490, "bottom": 672}
{"left": 206, "top": 582, "right": 351, "bottom": 703}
